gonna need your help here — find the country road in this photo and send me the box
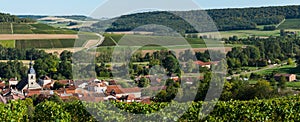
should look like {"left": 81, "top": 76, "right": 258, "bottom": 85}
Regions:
{"left": 83, "top": 33, "right": 105, "bottom": 48}
{"left": 43, "top": 33, "right": 104, "bottom": 54}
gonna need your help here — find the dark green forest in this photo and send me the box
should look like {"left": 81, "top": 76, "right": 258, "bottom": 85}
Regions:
{"left": 92, "top": 5, "right": 300, "bottom": 33}
{"left": 0, "top": 13, "right": 35, "bottom": 23}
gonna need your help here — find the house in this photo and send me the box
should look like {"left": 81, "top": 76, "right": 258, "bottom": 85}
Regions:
{"left": 106, "top": 85, "right": 141, "bottom": 98}
{"left": 38, "top": 75, "right": 52, "bottom": 87}
{"left": 194, "top": 61, "right": 218, "bottom": 69}
{"left": 170, "top": 74, "right": 179, "bottom": 81}
{"left": 274, "top": 74, "right": 297, "bottom": 82}
{"left": 9, "top": 77, "right": 19, "bottom": 86}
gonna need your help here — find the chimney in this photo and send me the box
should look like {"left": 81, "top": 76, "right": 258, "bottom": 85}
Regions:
{"left": 15, "top": 77, "right": 17, "bottom": 81}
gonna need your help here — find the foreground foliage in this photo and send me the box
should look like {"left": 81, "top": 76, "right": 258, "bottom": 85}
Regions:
{"left": 2, "top": 95, "right": 300, "bottom": 121}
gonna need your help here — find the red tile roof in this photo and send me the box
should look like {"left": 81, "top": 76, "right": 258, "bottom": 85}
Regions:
{"left": 106, "top": 85, "right": 141, "bottom": 94}
{"left": 58, "top": 80, "right": 74, "bottom": 85}
{"left": 141, "top": 97, "right": 151, "bottom": 104}
{"left": 127, "top": 94, "right": 135, "bottom": 100}
{"left": 25, "top": 89, "right": 42, "bottom": 96}
{"left": 194, "top": 61, "right": 212, "bottom": 65}
{"left": 0, "top": 82, "right": 6, "bottom": 88}
{"left": 9, "top": 78, "right": 18, "bottom": 81}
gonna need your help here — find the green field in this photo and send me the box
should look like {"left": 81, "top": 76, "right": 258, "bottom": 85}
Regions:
{"left": 0, "top": 23, "right": 77, "bottom": 34}
{"left": 0, "top": 23, "right": 12, "bottom": 34}
{"left": 29, "top": 23, "right": 77, "bottom": 34}
{"left": 16, "top": 39, "right": 75, "bottom": 49}
{"left": 286, "top": 82, "right": 300, "bottom": 88}
{"left": 100, "top": 34, "right": 219, "bottom": 46}
{"left": 220, "top": 30, "right": 281, "bottom": 38}
{"left": 0, "top": 40, "right": 15, "bottom": 48}
{"left": 256, "top": 64, "right": 298, "bottom": 75}
{"left": 278, "top": 19, "right": 300, "bottom": 29}
{"left": 13, "top": 24, "right": 34, "bottom": 34}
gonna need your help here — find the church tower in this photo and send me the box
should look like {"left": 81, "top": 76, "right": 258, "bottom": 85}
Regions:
{"left": 27, "top": 60, "right": 41, "bottom": 89}
{"left": 28, "top": 61, "right": 36, "bottom": 87}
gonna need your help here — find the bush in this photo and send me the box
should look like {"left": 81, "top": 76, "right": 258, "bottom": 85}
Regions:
{"left": 34, "top": 101, "right": 71, "bottom": 121}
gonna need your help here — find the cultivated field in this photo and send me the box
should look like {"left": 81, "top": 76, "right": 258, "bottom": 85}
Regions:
{"left": 16, "top": 39, "right": 76, "bottom": 49}
{"left": 278, "top": 19, "right": 300, "bottom": 29}
{"left": 0, "top": 34, "right": 78, "bottom": 40}
{"left": 0, "top": 23, "right": 77, "bottom": 34}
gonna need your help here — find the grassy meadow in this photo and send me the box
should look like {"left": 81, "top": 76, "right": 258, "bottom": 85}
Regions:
{"left": 0, "top": 40, "right": 15, "bottom": 48}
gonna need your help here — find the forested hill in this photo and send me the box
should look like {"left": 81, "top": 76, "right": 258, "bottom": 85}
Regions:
{"left": 93, "top": 5, "right": 300, "bottom": 33}
{"left": 0, "top": 13, "right": 35, "bottom": 23}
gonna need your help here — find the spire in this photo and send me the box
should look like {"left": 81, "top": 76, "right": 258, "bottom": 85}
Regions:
{"left": 29, "top": 57, "right": 33, "bottom": 68}
{"left": 28, "top": 58, "right": 36, "bottom": 74}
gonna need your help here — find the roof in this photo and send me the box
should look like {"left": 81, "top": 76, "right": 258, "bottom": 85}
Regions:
{"left": 106, "top": 85, "right": 141, "bottom": 94}
{"left": 127, "top": 94, "right": 135, "bottom": 100}
{"left": 24, "top": 89, "right": 41, "bottom": 96}
{"left": 9, "top": 78, "right": 18, "bottom": 81}
{"left": 28, "top": 66, "right": 36, "bottom": 74}
{"left": 0, "top": 82, "right": 6, "bottom": 88}
{"left": 194, "top": 61, "right": 212, "bottom": 65}
{"left": 120, "top": 87, "right": 141, "bottom": 93}
{"left": 109, "top": 80, "right": 117, "bottom": 85}
{"left": 40, "top": 75, "right": 51, "bottom": 80}
{"left": 141, "top": 97, "right": 151, "bottom": 104}
{"left": 16, "top": 80, "right": 27, "bottom": 91}
{"left": 60, "top": 80, "right": 74, "bottom": 84}
{"left": 106, "top": 85, "right": 123, "bottom": 94}
{"left": 274, "top": 74, "right": 295, "bottom": 77}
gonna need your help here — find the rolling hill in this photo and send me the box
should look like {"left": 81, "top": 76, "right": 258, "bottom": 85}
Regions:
{"left": 91, "top": 5, "right": 300, "bottom": 33}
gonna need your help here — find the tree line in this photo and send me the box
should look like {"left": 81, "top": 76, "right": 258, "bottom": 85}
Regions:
{"left": 0, "top": 13, "right": 35, "bottom": 23}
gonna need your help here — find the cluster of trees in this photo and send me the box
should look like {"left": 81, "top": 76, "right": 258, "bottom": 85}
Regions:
{"left": 0, "top": 46, "right": 73, "bottom": 80}
{"left": 0, "top": 13, "right": 35, "bottom": 23}
{"left": 226, "top": 36, "right": 300, "bottom": 73}
{"left": 0, "top": 46, "right": 50, "bottom": 60}
{"left": 0, "top": 61, "right": 28, "bottom": 81}
{"left": 92, "top": 5, "right": 300, "bottom": 33}
{"left": 33, "top": 50, "right": 73, "bottom": 80}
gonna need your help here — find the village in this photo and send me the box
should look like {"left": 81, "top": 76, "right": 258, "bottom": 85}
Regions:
{"left": 0, "top": 58, "right": 298, "bottom": 104}
{"left": 0, "top": 56, "right": 221, "bottom": 104}
{"left": 0, "top": 60, "right": 181, "bottom": 104}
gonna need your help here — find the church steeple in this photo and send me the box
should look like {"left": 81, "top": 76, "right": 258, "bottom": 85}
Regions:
{"left": 28, "top": 59, "right": 36, "bottom": 74}
{"left": 27, "top": 59, "right": 41, "bottom": 90}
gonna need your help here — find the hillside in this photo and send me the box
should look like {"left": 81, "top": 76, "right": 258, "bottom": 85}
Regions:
{"left": 18, "top": 15, "right": 95, "bottom": 21}
{"left": 91, "top": 5, "right": 300, "bottom": 33}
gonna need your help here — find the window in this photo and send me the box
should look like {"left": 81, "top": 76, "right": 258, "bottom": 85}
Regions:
{"left": 31, "top": 76, "right": 34, "bottom": 80}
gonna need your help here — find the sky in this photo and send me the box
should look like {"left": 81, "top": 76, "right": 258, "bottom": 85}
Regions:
{"left": 0, "top": 0, "right": 300, "bottom": 18}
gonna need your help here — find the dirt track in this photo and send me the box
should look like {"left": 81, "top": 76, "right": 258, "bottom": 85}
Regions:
{"left": 0, "top": 34, "right": 78, "bottom": 40}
